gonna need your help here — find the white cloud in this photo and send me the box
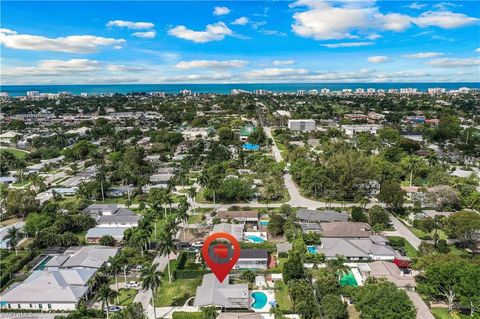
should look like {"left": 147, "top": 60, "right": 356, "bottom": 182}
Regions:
{"left": 168, "top": 22, "right": 232, "bottom": 43}
{"left": 475, "top": 48, "right": 480, "bottom": 53}
{"left": 106, "top": 20, "right": 155, "bottom": 30}
{"left": 107, "top": 64, "right": 147, "bottom": 72}
{"left": 366, "top": 33, "right": 382, "bottom": 40}
{"left": 272, "top": 60, "right": 295, "bottom": 66}
{"left": 290, "top": 0, "right": 479, "bottom": 41}
{"left": 3, "top": 59, "right": 101, "bottom": 76}
{"left": 260, "top": 30, "right": 287, "bottom": 36}
{"left": 232, "top": 17, "right": 249, "bottom": 25}
{"left": 433, "top": 2, "right": 461, "bottom": 10}
{"left": 244, "top": 68, "right": 310, "bottom": 78}
{"left": 175, "top": 60, "right": 248, "bottom": 69}
{"left": 402, "top": 52, "right": 444, "bottom": 58}
{"left": 427, "top": 58, "right": 480, "bottom": 68}
{"left": 367, "top": 56, "right": 389, "bottom": 63}
{"left": 413, "top": 11, "right": 479, "bottom": 29}
{"left": 0, "top": 29, "right": 125, "bottom": 53}
{"left": 322, "top": 41, "right": 374, "bottom": 48}
{"left": 132, "top": 31, "right": 156, "bottom": 38}
{"left": 213, "top": 6, "right": 231, "bottom": 16}
{"left": 407, "top": 2, "right": 427, "bottom": 10}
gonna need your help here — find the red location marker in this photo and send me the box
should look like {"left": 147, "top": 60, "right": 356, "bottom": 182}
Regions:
{"left": 202, "top": 232, "right": 240, "bottom": 283}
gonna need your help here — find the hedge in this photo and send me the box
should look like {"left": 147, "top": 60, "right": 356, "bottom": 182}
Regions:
{"left": 239, "top": 241, "right": 276, "bottom": 253}
{"left": 388, "top": 237, "right": 405, "bottom": 247}
{"left": 172, "top": 312, "right": 205, "bottom": 319}
{"left": 174, "top": 269, "right": 210, "bottom": 280}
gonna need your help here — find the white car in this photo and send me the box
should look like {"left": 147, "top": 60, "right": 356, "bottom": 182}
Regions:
{"left": 105, "top": 306, "right": 122, "bottom": 312}
{"left": 191, "top": 241, "right": 204, "bottom": 248}
{"left": 125, "top": 281, "right": 141, "bottom": 289}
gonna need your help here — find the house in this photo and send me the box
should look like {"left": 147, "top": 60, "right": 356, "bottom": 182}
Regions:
{"left": 149, "top": 173, "right": 174, "bottom": 185}
{"left": 0, "top": 131, "right": 21, "bottom": 143}
{"left": 83, "top": 204, "right": 120, "bottom": 216}
{"left": 0, "top": 269, "right": 95, "bottom": 311}
{"left": 296, "top": 209, "right": 349, "bottom": 223}
{"left": 236, "top": 249, "right": 268, "bottom": 270}
{"left": 317, "top": 236, "right": 397, "bottom": 261}
{"left": 361, "top": 261, "right": 416, "bottom": 290}
{"left": 288, "top": 119, "right": 316, "bottom": 131}
{"left": 44, "top": 246, "right": 119, "bottom": 270}
{"left": 96, "top": 208, "right": 140, "bottom": 227}
{"left": 276, "top": 242, "right": 292, "bottom": 255}
{"left": 0, "top": 222, "right": 25, "bottom": 249}
{"left": 240, "top": 125, "right": 256, "bottom": 142}
{"left": 193, "top": 274, "right": 249, "bottom": 309}
{"left": 85, "top": 227, "right": 129, "bottom": 244}
{"left": 341, "top": 124, "right": 382, "bottom": 137}
{"left": 319, "top": 222, "right": 372, "bottom": 238}
{"left": 107, "top": 185, "right": 133, "bottom": 197}
{"left": 0, "top": 176, "right": 17, "bottom": 184}
{"left": 211, "top": 223, "right": 244, "bottom": 241}
{"left": 217, "top": 211, "right": 259, "bottom": 226}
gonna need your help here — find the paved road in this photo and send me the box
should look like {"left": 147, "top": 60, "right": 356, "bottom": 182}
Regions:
{"left": 389, "top": 214, "right": 422, "bottom": 249}
{"left": 407, "top": 291, "right": 435, "bottom": 319}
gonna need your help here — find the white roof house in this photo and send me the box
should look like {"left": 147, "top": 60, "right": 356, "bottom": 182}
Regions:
{"left": 0, "top": 269, "right": 95, "bottom": 311}
{"left": 211, "top": 223, "right": 244, "bottom": 241}
{"left": 44, "top": 246, "right": 119, "bottom": 270}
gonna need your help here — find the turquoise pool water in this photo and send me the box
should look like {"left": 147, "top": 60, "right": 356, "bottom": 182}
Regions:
{"left": 259, "top": 220, "right": 269, "bottom": 226}
{"left": 251, "top": 291, "right": 268, "bottom": 309}
{"left": 34, "top": 255, "right": 53, "bottom": 270}
{"left": 307, "top": 245, "right": 318, "bottom": 254}
{"left": 246, "top": 235, "right": 266, "bottom": 243}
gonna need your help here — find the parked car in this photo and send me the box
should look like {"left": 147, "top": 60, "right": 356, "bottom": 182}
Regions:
{"left": 192, "top": 241, "right": 204, "bottom": 248}
{"left": 125, "top": 281, "right": 141, "bottom": 289}
{"left": 133, "top": 265, "right": 143, "bottom": 272}
{"left": 176, "top": 242, "right": 191, "bottom": 250}
{"left": 105, "top": 306, "right": 122, "bottom": 312}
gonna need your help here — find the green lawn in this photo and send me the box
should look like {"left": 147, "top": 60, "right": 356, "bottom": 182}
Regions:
{"left": 110, "top": 288, "right": 137, "bottom": 306}
{"left": 274, "top": 281, "right": 293, "bottom": 311}
{"left": 431, "top": 308, "right": 470, "bottom": 319}
{"left": 0, "top": 147, "right": 28, "bottom": 159}
{"left": 153, "top": 260, "right": 202, "bottom": 306}
{"left": 188, "top": 213, "right": 203, "bottom": 224}
{"left": 387, "top": 236, "right": 418, "bottom": 258}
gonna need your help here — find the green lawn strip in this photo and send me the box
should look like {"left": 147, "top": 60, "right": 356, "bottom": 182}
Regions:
{"left": 0, "top": 147, "right": 29, "bottom": 159}
{"left": 431, "top": 308, "right": 470, "bottom": 319}
{"left": 110, "top": 288, "right": 137, "bottom": 306}
{"left": 154, "top": 260, "right": 202, "bottom": 306}
{"left": 274, "top": 281, "right": 293, "bottom": 311}
{"left": 188, "top": 213, "right": 203, "bottom": 224}
{"left": 387, "top": 236, "right": 418, "bottom": 258}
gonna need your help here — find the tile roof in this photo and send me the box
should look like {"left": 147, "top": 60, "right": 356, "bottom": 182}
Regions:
{"left": 297, "top": 209, "right": 349, "bottom": 223}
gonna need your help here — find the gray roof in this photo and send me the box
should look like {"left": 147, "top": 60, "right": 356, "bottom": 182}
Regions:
{"left": 0, "top": 269, "right": 94, "bottom": 303}
{"left": 300, "top": 222, "right": 322, "bottom": 233}
{"left": 276, "top": 242, "right": 293, "bottom": 254}
{"left": 212, "top": 223, "right": 244, "bottom": 241}
{"left": 193, "top": 274, "right": 249, "bottom": 308}
{"left": 83, "top": 204, "right": 119, "bottom": 214}
{"left": 149, "top": 174, "right": 174, "bottom": 183}
{"left": 85, "top": 227, "right": 129, "bottom": 240}
{"left": 240, "top": 249, "right": 268, "bottom": 260}
{"left": 97, "top": 214, "right": 140, "bottom": 225}
{"left": 319, "top": 237, "right": 396, "bottom": 259}
{"left": 297, "top": 209, "right": 349, "bottom": 223}
{"left": 60, "top": 246, "right": 119, "bottom": 269}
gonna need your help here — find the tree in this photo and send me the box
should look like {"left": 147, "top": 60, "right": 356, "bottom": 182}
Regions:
{"left": 217, "top": 126, "right": 235, "bottom": 145}
{"left": 109, "top": 256, "right": 122, "bottom": 305}
{"left": 177, "top": 204, "right": 189, "bottom": 241}
{"left": 111, "top": 302, "right": 147, "bottom": 319}
{"left": 314, "top": 269, "right": 341, "bottom": 300}
{"left": 5, "top": 188, "right": 39, "bottom": 218}
{"left": 405, "top": 156, "right": 422, "bottom": 187}
{"left": 97, "top": 284, "right": 117, "bottom": 319}
{"left": 354, "top": 281, "right": 416, "bottom": 319}
{"left": 282, "top": 252, "right": 305, "bottom": 283}
{"left": 241, "top": 270, "right": 256, "bottom": 283}
{"left": 201, "top": 306, "right": 218, "bottom": 319}
{"left": 378, "top": 180, "right": 405, "bottom": 211}
{"left": 445, "top": 210, "right": 480, "bottom": 247}
{"left": 427, "top": 186, "right": 460, "bottom": 211}
{"left": 321, "top": 294, "right": 348, "bottom": 319}
{"left": 458, "top": 263, "right": 480, "bottom": 317}
{"left": 187, "top": 187, "right": 197, "bottom": 214}
{"left": 368, "top": 206, "right": 389, "bottom": 228}
{"left": 351, "top": 206, "right": 368, "bottom": 222}
{"left": 326, "top": 255, "right": 350, "bottom": 281}
{"left": 157, "top": 231, "right": 177, "bottom": 283}
{"left": 4, "top": 226, "right": 23, "bottom": 255}
{"left": 141, "top": 263, "right": 162, "bottom": 319}
{"left": 100, "top": 235, "right": 116, "bottom": 246}
{"left": 268, "top": 214, "right": 286, "bottom": 237}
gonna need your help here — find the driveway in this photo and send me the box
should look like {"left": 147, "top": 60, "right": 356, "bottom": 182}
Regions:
{"left": 406, "top": 291, "right": 435, "bottom": 319}
{"left": 389, "top": 214, "right": 422, "bottom": 249}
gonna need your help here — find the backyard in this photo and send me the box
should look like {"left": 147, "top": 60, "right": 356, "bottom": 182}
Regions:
{"left": 274, "top": 280, "right": 293, "bottom": 311}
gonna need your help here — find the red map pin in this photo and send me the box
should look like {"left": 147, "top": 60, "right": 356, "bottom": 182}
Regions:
{"left": 201, "top": 232, "right": 240, "bottom": 283}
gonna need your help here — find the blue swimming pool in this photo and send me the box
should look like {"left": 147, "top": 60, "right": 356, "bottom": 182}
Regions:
{"left": 251, "top": 291, "right": 268, "bottom": 309}
{"left": 307, "top": 246, "right": 318, "bottom": 254}
{"left": 246, "top": 235, "right": 266, "bottom": 243}
{"left": 259, "top": 220, "right": 269, "bottom": 226}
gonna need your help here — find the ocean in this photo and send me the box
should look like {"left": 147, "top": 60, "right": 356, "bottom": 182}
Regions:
{"left": 1, "top": 83, "right": 479, "bottom": 97}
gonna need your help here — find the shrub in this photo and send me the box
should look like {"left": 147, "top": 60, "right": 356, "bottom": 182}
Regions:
{"left": 278, "top": 252, "right": 289, "bottom": 258}
{"left": 388, "top": 237, "right": 405, "bottom": 247}
{"left": 172, "top": 311, "right": 205, "bottom": 319}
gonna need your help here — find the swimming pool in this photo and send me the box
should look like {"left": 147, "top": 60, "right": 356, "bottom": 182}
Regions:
{"left": 251, "top": 291, "right": 268, "bottom": 309}
{"left": 259, "top": 220, "right": 269, "bottom": 226}
{"left": 246, "top": 235, "right": 266, "bottom": 243}
{"left": 307, "top": 245, "right": 318, "bottom": 254}
{"left": 33, "top": 255, "right": 53, "bottom": 271}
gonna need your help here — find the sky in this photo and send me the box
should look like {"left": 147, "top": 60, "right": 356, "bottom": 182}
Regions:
{"left": 1, "top": 0, "right": 479, "bottom": 84}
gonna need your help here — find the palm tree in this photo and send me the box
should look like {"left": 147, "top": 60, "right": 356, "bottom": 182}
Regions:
{"left": 326, "top": 255, "right": 350, "bottom": 281}
{"left": 406, "top": 156, "right": 422, "bottom": 187}
{"left": 4, "top": 227, "right": 23, "bottom": 255}
{"left": 157, "top": 230, "right": 177, "bottom": 283}
{"left": 141, "top": 263, "right": 162, "bottom": 319}
{"left": 108, "top": 256, "right": 122, "bottom": 305}
{"left": 177, "top": 207, "right": 189, "bottom": 241}
{"left": 187, "top": 187, "right": 197, "bottom": 214}
{"left": 97, "top": 284, "right": 117, "bottom": 319}
{"left": 30, "top": 173, "right": 46, "bottom": 191}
